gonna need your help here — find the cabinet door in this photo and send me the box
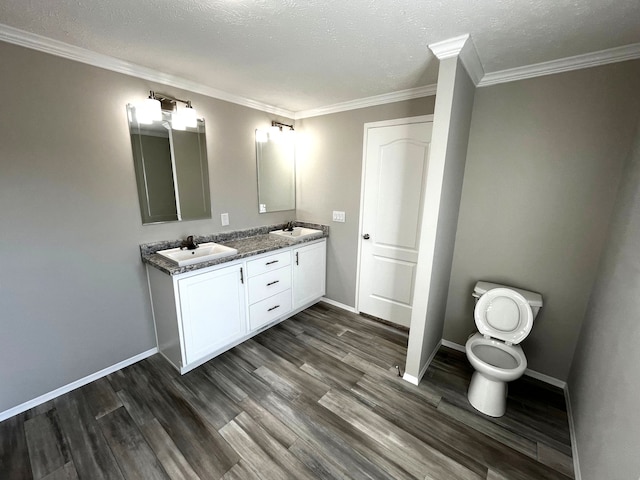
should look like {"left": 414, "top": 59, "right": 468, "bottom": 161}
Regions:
{"left": 178, "top": 264, "right": 246, "bottom": 364}
{"left": 293, "top": 240, "right": 326, "bottom": 310}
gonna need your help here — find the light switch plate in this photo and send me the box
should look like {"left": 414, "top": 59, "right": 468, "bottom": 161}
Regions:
{"left": 332, "top": 211, "right": 346, "bottom": 222}
{"left": 221, "top": 213, "right": 229, "bottom": 226}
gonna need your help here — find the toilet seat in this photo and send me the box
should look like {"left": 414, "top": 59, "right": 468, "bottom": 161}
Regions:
{"left": 474, "top": 288, "right": 533, "bottom": 344}
{"left": 465, "top": 333, "right": 527, "bottom": 379}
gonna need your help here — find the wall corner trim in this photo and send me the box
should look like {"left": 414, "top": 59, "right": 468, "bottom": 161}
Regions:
{"left": 0, "top": 347, "right": 158, "bottom": 422}
{"left": 564, "top": 385, "right": 583, "bottom": 480}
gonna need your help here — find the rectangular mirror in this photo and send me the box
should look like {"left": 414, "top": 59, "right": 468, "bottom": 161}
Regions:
{"left": 256, "top": 129, "right": 296, "bottom": 213}
{"left": 127, "top": 104, "right": 211, "bottom": 225}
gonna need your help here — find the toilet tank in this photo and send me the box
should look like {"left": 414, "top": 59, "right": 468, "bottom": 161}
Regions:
{"left": 472, "top": 281, "right": 543, "bottom": 319}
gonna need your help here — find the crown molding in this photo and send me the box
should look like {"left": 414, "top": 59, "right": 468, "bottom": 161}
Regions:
{"left": 479, "top": 42, "right": 640, "bottom": 87}
{"left": 429, "top": 34, "right": 484, "bottom": 86}
{"left": 458, "top": 36, "right": 484, "bottom": 86}
{"left": 0, "top": 23, "right": 296, "bottom": 118}
{"left": 429, "top": 34, "right": 470, "bottom": 60}
{"left": 294, "top": 84, "right": 437, "bottom": 119}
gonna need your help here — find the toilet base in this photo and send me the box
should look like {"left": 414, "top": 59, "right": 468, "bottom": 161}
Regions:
{"left": 467, "top": 371, "right": 508, "bottom": 417}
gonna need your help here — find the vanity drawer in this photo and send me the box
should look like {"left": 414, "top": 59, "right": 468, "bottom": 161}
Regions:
{"left": 249, "top": 289, "right": 292, "bottom": 331}
{"left": 248, "top": 266, "right": 291, "bottom": 305}
{"left": 246, "top": 250, "right": 291, "bottom": 277}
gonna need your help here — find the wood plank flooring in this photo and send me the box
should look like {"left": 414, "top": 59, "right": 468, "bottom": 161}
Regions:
{"left": 0, "top": 302, "right": 575, "bottom": 479}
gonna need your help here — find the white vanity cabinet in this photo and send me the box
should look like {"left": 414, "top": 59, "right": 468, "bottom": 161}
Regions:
{"left": 147, "top": 261, "right": 246, "bottom": 374}
{"left": 293, "top": 241, "right": 326, "bottom": 309}
{"left": 147, "top": 238, "right": 326, "bottom": 374}
{"left": 177, "top": 264, "right": 246, "bottom": 365}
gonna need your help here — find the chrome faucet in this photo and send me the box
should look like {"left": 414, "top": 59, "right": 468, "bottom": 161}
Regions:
{"left": 180, "top": 235, "right": 198, "bottom": 250}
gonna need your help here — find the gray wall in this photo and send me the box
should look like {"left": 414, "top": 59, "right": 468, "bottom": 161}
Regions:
{"left": 442, "top": 60, "right": 640, "bottom": 380}
{"left": 0, "top": 41, "right": 294, "bottom": 413}
{"left": 568, "top": 119, "right": 640, "bottom": 480}
{"left": 296, "top": 97, "right": 436, "bottom": 307}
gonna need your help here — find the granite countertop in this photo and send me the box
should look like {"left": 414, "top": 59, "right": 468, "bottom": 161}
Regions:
{"left": 140, "top": 222, "right": 328, "bottom": 276}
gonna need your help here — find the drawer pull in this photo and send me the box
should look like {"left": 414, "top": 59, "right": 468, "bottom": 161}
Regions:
{"left": 267, "top": 305, "right": 280, "bottom": 312}
{"left": 266, "top": 280, "right": 280, "bottom": 286}
{"left": 265, "top": 260, "right": 279, "bottom": 265}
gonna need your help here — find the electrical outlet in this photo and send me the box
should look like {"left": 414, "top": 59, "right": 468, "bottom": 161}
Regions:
{"left": 332, "top": 211, "right": 346, "bottom": 223}
{"left": 221, "top": 213, "right": 229, "bottom": 226}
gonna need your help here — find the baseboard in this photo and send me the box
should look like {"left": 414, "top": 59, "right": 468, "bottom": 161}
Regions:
{"left": 524, "top": 368, "right": 566, "bottom": 389}
{"left": 564, "top": 385, "right": 582, "bottom": 480}
{"left": 320, "top": 297, "right": 358, "bottom": 313}
{"left": 0, "top": 347, "right": 158, "bottom": 422}
{"left": 441, "top": 339, "right": 567, "bottom": 388}
{"left": 441, "top": 338, "right": 465, "bottom": 353}
{"left": 402, "top": 372, "right": 420, "bottom": 385}
{"left": 403, "top": 339, "right": 442, "bottom": 385}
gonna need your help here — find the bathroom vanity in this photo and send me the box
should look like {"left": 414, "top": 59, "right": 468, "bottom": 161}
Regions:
{"left": 141, "top": 224, "right": 327, "bottom": 374}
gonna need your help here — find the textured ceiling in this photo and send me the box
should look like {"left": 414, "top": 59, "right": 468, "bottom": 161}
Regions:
{"left": 1, "top": 0, "right": 639, "bottom": 112}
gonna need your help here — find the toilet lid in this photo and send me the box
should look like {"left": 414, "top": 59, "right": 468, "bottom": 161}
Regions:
{"left": 474, "top": 288, "right": 533, "bottom": 344}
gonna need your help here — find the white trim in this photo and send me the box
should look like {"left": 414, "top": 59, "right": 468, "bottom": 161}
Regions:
{"left": 441, "top": 338, "right": 466, "bottom": 353}
{"left": 0, "top": 23, "right": 295, "bottom": 118}
{"left": 294, "top": 85, "right": 437, "bottom": 119}
{"left": 441, "top": 339, "right": 567, "bottom": 388}
{"left": 458, "top": 36, "right": 485, "bottom": 86}
{"left": 564, "top": 385, "right": 582, "bottom": 480}
{"left": 320, "top": 297, "right": 357, "bottom": 314}
{"left": 0, "top": 347, "right": 158, "bottom": 422}
{"left": 524, "top": 368, "right": 566, "bottom": 389}
{"left": 479, "top": 42, "right": 640, "bottom": 87}
{"left": 355, "top": 115, "right": 435, "bottom": 317}
{"left": 429, "top": 34, "right": 470, "bottom": 60}
{"left": 403, "top": 339, "right": 441, "bottom": 385}
{"left": 3, "top": 23, "right": 638, "bottom": 121}
{"left": 402, "top": 372, "right": 420, "bottom": 386}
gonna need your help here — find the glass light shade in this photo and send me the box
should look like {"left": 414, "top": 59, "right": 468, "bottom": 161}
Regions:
{"left": 181, "top": 106, "right": 198, "bottom": 128}
{"left": 136, "top": 97, "right": 162, "bottom": 124}
{"left": 268, "top": 126, "right": 282, "bottom": 143}
{"left": 171, "top": 111, "right": 186, "bottom": 131}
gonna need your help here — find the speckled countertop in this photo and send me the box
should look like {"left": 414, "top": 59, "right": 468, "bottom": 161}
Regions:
{"left": 140, "top": 222, "right": 328, "bottom": 276}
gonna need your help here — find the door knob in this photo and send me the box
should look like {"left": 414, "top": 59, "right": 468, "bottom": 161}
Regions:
{"left": 363, "top": 234, "right": 370, "bottom": 240}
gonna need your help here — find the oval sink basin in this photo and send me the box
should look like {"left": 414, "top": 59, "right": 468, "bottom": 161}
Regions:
{"left": 156, "top": 242, "right": 238, "bottom": 267}
{"left": 269, "top": 227, "right": 323, "bottom": 239}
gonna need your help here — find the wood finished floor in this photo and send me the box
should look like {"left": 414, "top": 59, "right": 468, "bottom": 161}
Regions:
{"left": 1, "top": 302, "right": 574, "bottom": 480}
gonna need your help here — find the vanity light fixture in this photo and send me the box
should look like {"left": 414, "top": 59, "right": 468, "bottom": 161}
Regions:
{"left": 256, "top": 121, "right": 295, "bottom": 143}
{"left": 268, "top": 121, "right": 295, "bottom": 142}
{"left": 137, "top": 90, "right": 199, "bottom": 129}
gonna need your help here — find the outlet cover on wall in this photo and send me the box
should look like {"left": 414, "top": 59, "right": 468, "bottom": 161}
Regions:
{"left": 332, "top": 211, "right": 346, "bottom": 222}
{"left": 221, "top": 213, "right": 229, "bottom": 226}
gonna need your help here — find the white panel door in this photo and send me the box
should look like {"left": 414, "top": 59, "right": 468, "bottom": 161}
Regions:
{"left": 178, "top": 263, "right": 246, "bottom": 364}
{"left": 358, "top": 121, "right": 432, "bottom": 327}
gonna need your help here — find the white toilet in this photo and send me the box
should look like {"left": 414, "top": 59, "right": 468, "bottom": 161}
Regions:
{"left": 465, "top": 281, "right": 543, "bottom": 417}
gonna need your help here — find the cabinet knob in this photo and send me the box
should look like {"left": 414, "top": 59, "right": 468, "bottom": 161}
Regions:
{"left": 363, "top": 233, "right": 370, "bottom": 240}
